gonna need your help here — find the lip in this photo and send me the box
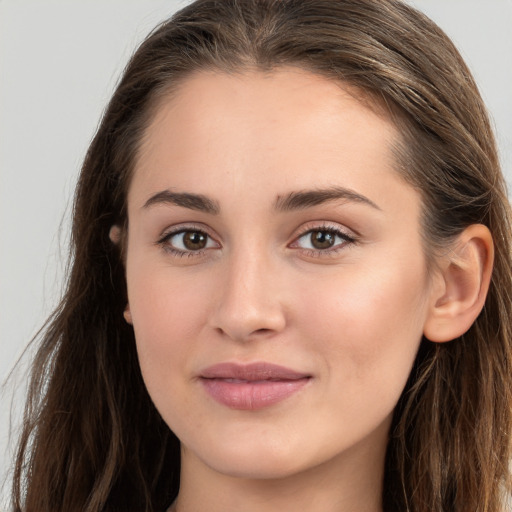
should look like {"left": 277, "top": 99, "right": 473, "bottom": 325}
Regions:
{"left": 199, "top": 362, "right": 311, "bottom": 410}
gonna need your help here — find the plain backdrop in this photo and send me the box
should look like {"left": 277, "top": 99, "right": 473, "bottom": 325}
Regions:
{"left": 1, "top": 0, "right": 511, "bottom": 508}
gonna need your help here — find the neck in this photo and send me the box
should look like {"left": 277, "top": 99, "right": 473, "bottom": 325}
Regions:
{"left": 172, "top": 426, "right": 388, "bottom": 512}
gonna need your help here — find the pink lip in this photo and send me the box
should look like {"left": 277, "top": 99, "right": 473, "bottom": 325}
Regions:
{"left": 199, "top": 362, "right": 311, "bottom": 410}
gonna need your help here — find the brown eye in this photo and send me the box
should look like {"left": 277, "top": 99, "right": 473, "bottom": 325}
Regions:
{"left": 292, "top": 226, "right": 355, "bottom": 253}
{"left": 163, "top": 229, "right": 218, "bottom": 254}
{"left": 183, "top": 231, "right": 207, "bottom": 250}
{"left": 310, "top": 230, "right": 335, "bottom": 249}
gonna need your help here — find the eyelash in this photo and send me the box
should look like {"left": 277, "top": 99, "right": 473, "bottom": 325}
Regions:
{"left": 290, "top": 223, "right": 357, "bottom": 257}
{"left": 156, "top": 224, "right": 218, "bottom": 258}
{"left": 156, "top": 223, "right": 357, "bottom": 259}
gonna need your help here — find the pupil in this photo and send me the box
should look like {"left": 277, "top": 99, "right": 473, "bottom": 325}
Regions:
{"left": 184, "top": 231, "right": 207, "bottom": 250}
{"left": 311, "top": 230, "right": 334, "bottom": 249}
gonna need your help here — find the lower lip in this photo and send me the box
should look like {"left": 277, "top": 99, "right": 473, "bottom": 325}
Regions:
{"left": 201, "top": 378, "right": 310, "bottom": 410}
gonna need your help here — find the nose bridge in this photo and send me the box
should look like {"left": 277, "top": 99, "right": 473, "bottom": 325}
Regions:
{"left": 211, "top": 240, "right": 286, "bottom": 341}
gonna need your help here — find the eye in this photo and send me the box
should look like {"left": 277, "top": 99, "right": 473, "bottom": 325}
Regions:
{"left": 291, "top": 226, "right": 356, "bottom": 253}
{"left": 159, "top": 228, "right": 219, "bottom": 254}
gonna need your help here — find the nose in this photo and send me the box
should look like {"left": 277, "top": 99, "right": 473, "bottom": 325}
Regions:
{"left": 209, "top": 248, "right": 287, "bottom": 342}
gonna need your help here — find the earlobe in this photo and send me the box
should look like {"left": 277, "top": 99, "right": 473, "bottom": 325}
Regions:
{"left": 124, "top": 304, "right": 133, "bottom": 325}
{"left": 423, "top": 224, "right": 494, "bottom": 343}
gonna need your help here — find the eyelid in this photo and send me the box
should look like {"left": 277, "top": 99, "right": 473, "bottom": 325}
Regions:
{"left": 155, "top": 220, "right": 357, "bottom": 259}
{"left": 158, "top": 221, "right": 216, "bottom": 240}
{"left": 157, "top": 223, "right": 221, "bottom": 255}
{"left": 288, "top": 221, "right": 358, "bottom": 253}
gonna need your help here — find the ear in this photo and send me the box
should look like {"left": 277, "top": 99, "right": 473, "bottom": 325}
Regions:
{"left": 423, "top": 224, "right": 494, "bottom": 343}
{"left": 110, "top": 224, "right": 131, "bottom": 323}
{"left": 123, "top": 303, "right": 133, "bottom": 325}
{"left": 109, "top": 224, "right": 122, "bottom": 244}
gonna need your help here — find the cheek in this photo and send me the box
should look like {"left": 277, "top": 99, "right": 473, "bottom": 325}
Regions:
{"left": 126, "top": 263, "right": 214, "bottom": 381}
{"left": 294, "top": 257, "right": 427, "bottom": 391}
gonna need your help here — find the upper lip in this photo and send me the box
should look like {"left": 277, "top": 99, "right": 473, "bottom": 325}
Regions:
{"left": 200, "top": 362, "right": 310, "bottom": 381}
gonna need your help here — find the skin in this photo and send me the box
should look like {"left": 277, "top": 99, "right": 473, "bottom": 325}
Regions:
{"left": 123, "top": 67, "right": 445, "bottom": 512}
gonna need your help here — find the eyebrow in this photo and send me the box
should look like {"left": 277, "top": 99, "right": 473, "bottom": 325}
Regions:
{"left": 143, "top": 190, "right": 220, "bottom": 214}
{"left": 142, "top": 186, "right": 380, "bottom": 214}
{"left": 274, "top": 186, "right": 381, "bottom": 212}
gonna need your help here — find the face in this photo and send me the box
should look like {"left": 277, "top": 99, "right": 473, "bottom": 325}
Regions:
{"left": 124, "top": 68, "right": 434, "bottom": 480}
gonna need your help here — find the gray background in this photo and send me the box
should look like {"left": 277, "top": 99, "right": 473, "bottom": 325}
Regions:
{"left": 1, "top": 0, "right": 511, "bottom": 508}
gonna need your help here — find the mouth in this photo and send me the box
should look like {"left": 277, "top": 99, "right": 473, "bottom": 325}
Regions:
{"left": 199, "top": 362, "right": 312, "bottom": 410}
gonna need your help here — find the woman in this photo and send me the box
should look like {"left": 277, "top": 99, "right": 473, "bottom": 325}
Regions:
{"left": 11, "top": 0, "right": 512, "bottom": 511}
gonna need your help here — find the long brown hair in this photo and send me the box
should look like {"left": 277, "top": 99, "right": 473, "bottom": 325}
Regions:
{"left": 11, "top": 1, "right": 512, "bottom": 511}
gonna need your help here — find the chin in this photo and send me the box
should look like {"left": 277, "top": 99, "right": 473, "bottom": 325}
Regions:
{"left": 205, "top": 453, "right": 310, "bottom": 481}
{"left": 184, "top": 432, "right": 315, "bottom": 480}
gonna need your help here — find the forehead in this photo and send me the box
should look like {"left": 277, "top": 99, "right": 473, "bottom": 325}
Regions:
{"left": 140, "top": 67, "right": 396, "bottom": 148}
{"left": 130, "top": 67, "right": 411, "bottom": 213}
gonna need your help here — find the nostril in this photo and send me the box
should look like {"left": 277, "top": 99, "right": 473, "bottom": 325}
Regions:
{"left": 209, "top": 295, "right": 287, "bottom": 341}
{"left": 254, "top": 328, "right": 272, "bottom": 335}
{"left": 214, "top": 326, "right": 278, "bottom": 342}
